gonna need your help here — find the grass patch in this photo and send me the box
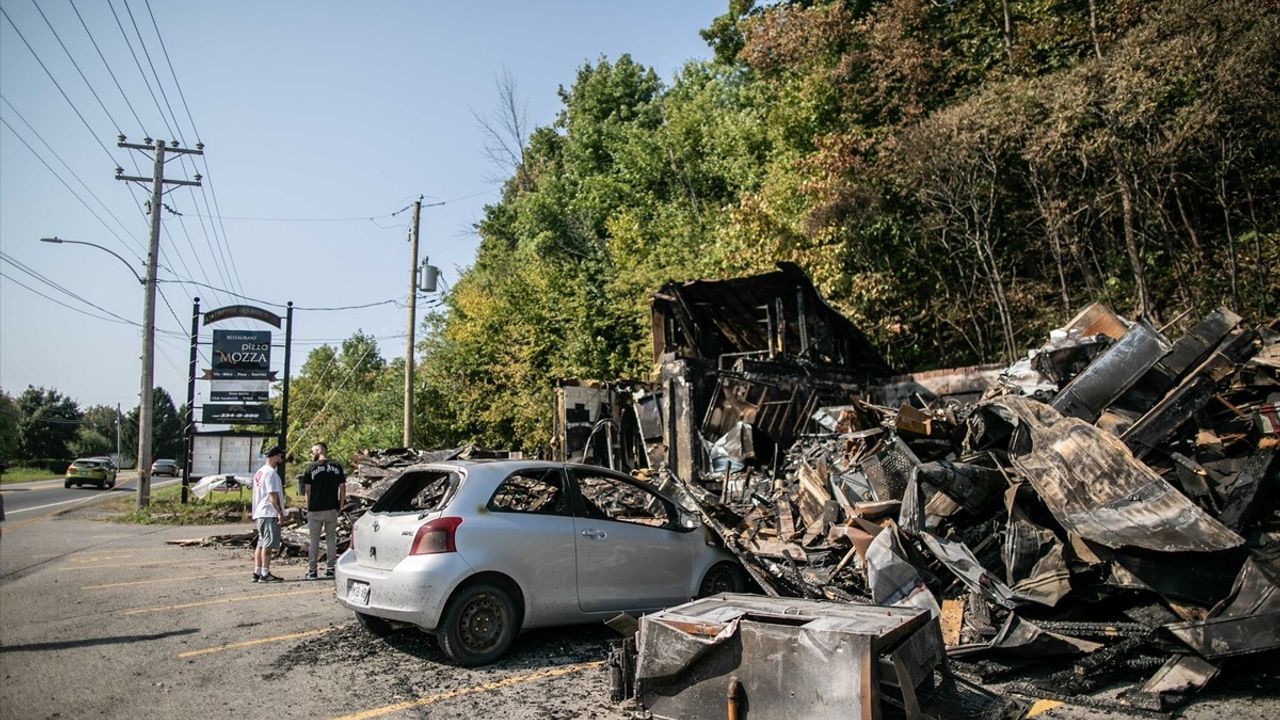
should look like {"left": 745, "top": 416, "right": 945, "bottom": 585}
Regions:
{"left": 1, "top": 467, "right": 63, "bottom": 484}
{"left": 112, "top": 480, "right": 304, "bottom": 525}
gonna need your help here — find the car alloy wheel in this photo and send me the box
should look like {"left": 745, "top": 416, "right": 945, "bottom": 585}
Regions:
{"left": 438, "top": 582, "right": 517, "bottom": 666}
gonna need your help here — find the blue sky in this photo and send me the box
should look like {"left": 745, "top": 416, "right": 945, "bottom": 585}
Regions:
{"left": 0, "top": 1, "right": 723, "bottom": 412}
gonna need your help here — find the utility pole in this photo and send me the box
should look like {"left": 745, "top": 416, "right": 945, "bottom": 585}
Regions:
{"left": 403, "top": 196, "right": 422, "bottom": 447}
{"left": 116, "top": 404, "right": 122, "bottom": 461}
{"left": 116, "top": 136, "right": 203, "bottom": 507}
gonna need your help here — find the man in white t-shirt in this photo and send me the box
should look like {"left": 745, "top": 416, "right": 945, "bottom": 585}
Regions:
{"left": 251, "top": 445, "right": 286, "bottom": 582}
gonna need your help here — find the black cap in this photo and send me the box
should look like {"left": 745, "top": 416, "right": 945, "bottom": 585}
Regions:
{"left": 265, "top": 445, "right": 284, "bottom": 458}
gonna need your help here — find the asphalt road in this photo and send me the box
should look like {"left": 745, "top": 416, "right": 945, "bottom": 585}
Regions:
{"left": 1, "top": 472, "right": 178, "bottom": 516}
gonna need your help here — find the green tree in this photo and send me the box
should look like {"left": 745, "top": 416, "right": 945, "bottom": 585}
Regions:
{"left": 0, "top": 389, "right": 19, "bottom": 464}
{"left": 121, "top": 388, "right": 185, "bottom": 465}
{"left": 16, "top": 386, "right": 81, "bottom": 469}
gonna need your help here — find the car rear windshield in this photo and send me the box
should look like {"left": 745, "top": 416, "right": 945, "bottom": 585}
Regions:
{"left": 371, "top": 470, "right": 460, "bottom": 513}
{"left": 74, "top": 460, "right": 102, "bottom": 467}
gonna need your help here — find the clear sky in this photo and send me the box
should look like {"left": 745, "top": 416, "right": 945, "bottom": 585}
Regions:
{"left": 0, "top": 0, "right": 723, "bottom": 414}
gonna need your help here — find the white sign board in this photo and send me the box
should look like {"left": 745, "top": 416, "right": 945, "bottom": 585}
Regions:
{"left": 192, "top": 434, "right": 275, "bottom": 477}
{"left": 210, "top": 379, "right": 270, "bottom": 402}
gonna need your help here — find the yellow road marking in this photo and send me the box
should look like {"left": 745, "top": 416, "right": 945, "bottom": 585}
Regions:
{"left": 123, "top": 588, "right": 330, "bottom": 615}
{"left": 1027, "top": 699, "right": 1063, "bottom": 717}
{"left": 58, "top": 559, "right": 202, "bottom": 571}
{"left": 82, "top": 571, "right": 246, "bottom": 590}
{"left": 177, "top": 627, "right": 335, "bottom": 658}
{"left": 69, "top": 555, "right": 135, "bottom": 563}
{"left": 332, "top": 661, "right": 605, "bottom": 720}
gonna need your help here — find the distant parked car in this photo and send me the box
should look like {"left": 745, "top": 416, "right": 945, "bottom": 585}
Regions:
{"left": 336, "top": 460, "right": 745, "bottom": 666}
{"left": 151, "top": 459, "right": 180, "bottom": 477}
{"left": 65, "top": 458, "right": 116, "bottom": 489}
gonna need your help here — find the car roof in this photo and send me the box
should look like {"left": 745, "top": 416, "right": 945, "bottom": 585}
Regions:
{"left": 397, "top": 459, "right": 673, "bottom": 497}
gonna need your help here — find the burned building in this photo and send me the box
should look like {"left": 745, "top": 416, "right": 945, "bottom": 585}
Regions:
{"left": 554, "top": 262, "right": 892, "bottom": 482}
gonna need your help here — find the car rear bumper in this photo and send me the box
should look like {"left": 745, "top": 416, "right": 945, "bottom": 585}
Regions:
{"left": 333, "top": 550, "right": 473, "bottom": 631}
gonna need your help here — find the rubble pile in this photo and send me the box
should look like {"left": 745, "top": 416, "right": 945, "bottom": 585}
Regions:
{"left": 672, "top": 305, "right": 1280, "bottom": 713}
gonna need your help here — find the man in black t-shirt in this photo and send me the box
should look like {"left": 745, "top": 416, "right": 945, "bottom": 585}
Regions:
{"left": 301, "top": 442, "right": 346, "bottom": 580}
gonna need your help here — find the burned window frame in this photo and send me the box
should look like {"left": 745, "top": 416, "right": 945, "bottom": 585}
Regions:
{"left": 486, "top": 467, "right": 570, "bottom": 517}
{"left": 567, "top": 468, "right": 685, "bottom": 532}
{"left": 370, "top": 468, "right": 461, "bottom": 514}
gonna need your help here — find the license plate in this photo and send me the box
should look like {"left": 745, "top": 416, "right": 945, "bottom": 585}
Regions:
{"left": 347, "top": 582, "right": 370, "bottom": 606}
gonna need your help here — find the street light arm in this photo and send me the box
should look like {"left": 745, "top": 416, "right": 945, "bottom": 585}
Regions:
{"left": 40, "top": 237, "right": 145, "bottom": 285}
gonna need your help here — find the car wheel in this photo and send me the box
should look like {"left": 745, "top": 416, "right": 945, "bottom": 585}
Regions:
{"left": 355, "top": 611, "right": 396, "bottom": 637}
{"left": 698, "top": 562, "right": 747, "bottom": 597}
{"left": 64, "top": 480, "right": 72, "bottom": 488}
{"left": 437, "top": 582, "right": 518, "bottom": 667}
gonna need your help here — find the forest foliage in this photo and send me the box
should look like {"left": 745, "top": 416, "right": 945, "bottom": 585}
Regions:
{"left": 283, "top": 0, "right": 1280, "bottom": 459}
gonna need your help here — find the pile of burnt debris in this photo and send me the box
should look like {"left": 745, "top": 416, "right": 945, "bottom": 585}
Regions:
{"left": 559, "top": 266, "right": 1278, "bottom": 715}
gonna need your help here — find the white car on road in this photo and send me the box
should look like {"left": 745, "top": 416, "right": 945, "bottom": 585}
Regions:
{"left": 335, "top": 460, "right": 745, "bottom": 665}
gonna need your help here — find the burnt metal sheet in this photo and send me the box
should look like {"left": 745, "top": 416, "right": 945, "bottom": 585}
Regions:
{"left": 1003, "top": 483, "right": 1072, "bottom": 607}
{"left": 949, "top": 614, "right": 1103, "bottom": 658}
{"left": 1120, "top": 654, "right": 1219, "bottom": 712}
{"left": 1160, "top": 550, "right": 1280, "bottom": 659}
{"left": 1050, "top": 320, "right": 1171, "bottom": 423}
{"left": 988, "top": 396, "right": 1243, "bottom": 553}
{"left": 635, "top": 594, "right": 937, "bottom": 720}
{"left": 1215, "top": 449, "right": 1278, "bottom": 531}
{"left": 915, "top": 461, "right": 1004, "bottom": 516}
{"left": 920, "top": 532, "right": 1027, "bottom": 610}
{"left": 1122, "top": 329, "right": 1259, "bottom": 459}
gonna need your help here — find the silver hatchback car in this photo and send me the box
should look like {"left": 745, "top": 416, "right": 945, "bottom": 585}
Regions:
{"left": 335, "top": 460, "right": 745, "bottom": 665}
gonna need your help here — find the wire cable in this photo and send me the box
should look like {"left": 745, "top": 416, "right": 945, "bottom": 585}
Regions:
{"left": 0, "top": 5, "right": 121, "bottom": 165}
{"left": 69, "top": 0, "right": 148, "bottom": 134}
{"left": 0, "top": 118, "right": 145, "bottom": 265}
{"left": 29, "top": 0, "right": 123, "bottom": 132}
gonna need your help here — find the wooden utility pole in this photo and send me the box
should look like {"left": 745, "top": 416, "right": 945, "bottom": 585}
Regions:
{"left": 116, "top": 136, "right": 203, "bottom": 507}
{"left": 403, "top": 196, "right": 422, "bottom": 447}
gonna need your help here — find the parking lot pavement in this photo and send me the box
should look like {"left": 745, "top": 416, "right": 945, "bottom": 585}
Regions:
{"left": 0, "top": 505, "right": 626, "bottom": 720}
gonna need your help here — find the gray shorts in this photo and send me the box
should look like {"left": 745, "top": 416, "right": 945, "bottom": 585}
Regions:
{"left": 256, "top": 517, "right": 281, "bottom": 549}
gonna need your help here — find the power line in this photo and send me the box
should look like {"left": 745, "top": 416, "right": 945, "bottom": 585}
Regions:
{"left": 1, "top": 270, "right": 146, "bottom": 329}
{"left": 122, "top": 0, "right": 181, "bottom": 143}
{"left": 0, "top": 113, "right": 144, "bottom": 263}
{"left": 181, "top": 191, "right": 497, "bottom": 223}
{"left": 0, "top": 4, "right": 121, "bottom": 165}
{"left": 151, "top": 275, "right": 409, "bottom": 312}
{"left": 69, "top": 0, "right": 148, "bottom": 134}
{"left": 0, "top": 253, "right": 182, "bottom": 337}
{"left": 107, "top": 0, "right": 174, "bottom": 139}
{"left": 29, "top": 0, "right": 122, "bottom": 132}
{"left": 135, "top": 0, "right": 247, "bottom": 303}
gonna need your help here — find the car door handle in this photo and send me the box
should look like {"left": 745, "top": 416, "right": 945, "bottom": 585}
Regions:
{"left": 581, "top": 529, "right": 607, "bottom": 540}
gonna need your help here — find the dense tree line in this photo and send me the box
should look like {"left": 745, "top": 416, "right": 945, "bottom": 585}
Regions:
{"left": 0, "top": 386, "right": 184, "bottom": 470}
{"left": 283, "top": 0, "right": 1278, "bottom": 458}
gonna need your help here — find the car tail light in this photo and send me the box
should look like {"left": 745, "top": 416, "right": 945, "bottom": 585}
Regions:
{"left": 410, "top": 517, "right": 463, "bottom": 555}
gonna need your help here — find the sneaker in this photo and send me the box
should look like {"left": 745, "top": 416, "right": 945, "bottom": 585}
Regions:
{"left": 324, "top": 568, "right": 335, "bottom": 578}
{"left": 304, "top": 571, "right": 318, "bottom": 581}
{"left": 252, "top": 573, "right": 261, "bottom": 583}
{"left": 259, "top": 573, "right": 284, "bottom": 583}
